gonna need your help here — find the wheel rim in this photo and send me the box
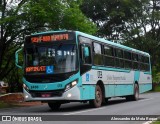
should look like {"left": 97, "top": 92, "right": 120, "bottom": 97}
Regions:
{"left": 95, "top": 88, "right": 102, "bottom": 105}
{"left": 135, "top": 85, "right": 139, "bottom": 100}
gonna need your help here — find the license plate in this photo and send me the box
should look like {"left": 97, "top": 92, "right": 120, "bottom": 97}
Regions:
{"left": 41, "top": 93, "right": 51, "bottom": 97}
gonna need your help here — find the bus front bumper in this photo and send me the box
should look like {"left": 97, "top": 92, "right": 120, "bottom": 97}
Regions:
{"left": 23, "top": 86, "right": 81, "bottom": 102}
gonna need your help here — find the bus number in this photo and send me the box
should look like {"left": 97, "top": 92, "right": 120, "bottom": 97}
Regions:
{"left": 31, "top": 85, "right": 39, "bottom": 89}
{"left": 57, "top": 84, "right": 62, "bottom": 88}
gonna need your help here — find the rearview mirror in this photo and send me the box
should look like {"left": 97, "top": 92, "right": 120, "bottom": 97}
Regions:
{"left": 15, "top": 48, "right": 23, "bottom": 69}
{"left": 83, "top": 47, "right": 89, "bottom": 57}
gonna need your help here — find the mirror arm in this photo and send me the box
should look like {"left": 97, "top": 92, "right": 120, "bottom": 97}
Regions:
{"left": 15, "top": 48, "right": 23, "bottom": 69}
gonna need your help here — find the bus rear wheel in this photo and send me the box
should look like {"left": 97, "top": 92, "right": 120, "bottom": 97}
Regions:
{"left": 48, "top": 102, "right": 61, "bottom": 110}
{"left": 89, "top": 85, "right": 102, "bottom": 108}
{"left": 126, "top": 83, "right": 139, "bottom": 101}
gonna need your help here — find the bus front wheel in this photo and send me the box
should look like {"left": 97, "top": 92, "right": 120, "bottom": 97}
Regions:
{"left": 89, "top": 85, "right": 102, "bottom": 108}
{"left": 48, "top": 102, "right": 61, "bottom": 110}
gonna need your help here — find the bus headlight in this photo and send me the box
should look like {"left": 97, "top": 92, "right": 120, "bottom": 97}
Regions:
{"left": 23, "top": 84, "right": 29, "bottom": 92}
{"left": 65, "top": 80, "right": 78, "bottom": 92}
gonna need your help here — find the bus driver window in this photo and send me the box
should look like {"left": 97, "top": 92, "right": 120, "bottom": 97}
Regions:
{"left": 82, "top": 45, "right": 91, "bottom": 64}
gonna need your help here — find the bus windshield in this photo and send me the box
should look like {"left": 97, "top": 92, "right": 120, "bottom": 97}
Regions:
{"left": 25, "top": 44, "right": 78, "bottom": 74}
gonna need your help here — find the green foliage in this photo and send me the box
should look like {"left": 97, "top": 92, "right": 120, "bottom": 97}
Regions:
{"left": 154, "top": 85, "right": 160, "bottom": 92}
{"left": 61, "top": 1, "right": 97, "bottom": 34}
{"left": 0, "top": 101, "right": 17, "bottom": 109}
{"left": 0, "top": 0, "right": 97, "bottom": 91}
{"left": 81, "top": 0, "right": 143, "bottom": 38}
{"left": 152, "top": 66, "right": 160, "bottom": 83}
{"left": 21, "top": 0, "right": 97, "bottom": 33}
{"left": 152, "top": 121, "right": 160, "bottom": 124}
{"left": 0, "top": 102, "right": 11, "bottom": 109}
{"left": 81, "top": 0, "right": 160, "bottom": 76}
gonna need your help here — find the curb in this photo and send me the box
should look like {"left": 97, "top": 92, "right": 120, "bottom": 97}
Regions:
{"left": 0, "top": 93, "right": 23, "bottom": 98}
{"left": 0, "top": 93, "right": 44, "bottom": 107}
{"left": 0, "top": 93, "right": 24, "bottom": 103}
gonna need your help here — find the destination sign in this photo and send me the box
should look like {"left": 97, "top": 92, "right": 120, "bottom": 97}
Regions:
{"left": 26, "top": 66, "right": 46, "bottom": 73}
{"left": 31, "top": 34, "right": 69, "bottom": 43}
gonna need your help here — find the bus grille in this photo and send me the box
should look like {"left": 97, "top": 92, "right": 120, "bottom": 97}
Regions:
{"left": 29, "top": 90, "right": 64, "bottom": 98}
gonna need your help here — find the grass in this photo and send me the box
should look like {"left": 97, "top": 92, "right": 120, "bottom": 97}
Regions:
{"left": 154, "top": 86, "right": 160, "bottom": 92}
{"left": 0, "top": 102, "right": 16, "bottom": 109}
{"left": 0, "top": 102, "right": 10, "bottom": 109}
{"left": 154, "top": 85, "right": 160, "bottom": 92}
{"left": 152, "top": 121, "right": 160, "bottom": 124}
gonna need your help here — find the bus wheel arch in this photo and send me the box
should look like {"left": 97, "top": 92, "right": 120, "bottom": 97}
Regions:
{"left": 135, "top": 81, "right": 139, "bottom": 86}
{"left": 89, "top": 80, "right": 105, "bottom": 108}
{"left": 126, "top": 81, "right": 139, "bottom": 101}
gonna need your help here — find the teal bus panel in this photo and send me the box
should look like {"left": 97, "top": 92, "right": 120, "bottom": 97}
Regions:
{"left": 105, "top": 84, "right": 134, "bottom": 97}
{"left": 81, "top": 85, "right": 95, "bottom": 100}
{"left": 139, "top": 83, "right": 152, "bottom": 93}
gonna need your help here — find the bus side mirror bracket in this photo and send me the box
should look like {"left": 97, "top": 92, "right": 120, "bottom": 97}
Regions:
{"left": 15, "top": 48, "right": 23, "bottom": 69}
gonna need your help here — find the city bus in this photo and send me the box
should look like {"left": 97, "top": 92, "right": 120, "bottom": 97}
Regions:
{"left": 15, "top": 30, "right": 152, "bottom": 110}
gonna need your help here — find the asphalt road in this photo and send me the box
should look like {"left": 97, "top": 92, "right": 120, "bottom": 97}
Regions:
{"left": 0, "top": 92, "right": 160, "bottom": 124}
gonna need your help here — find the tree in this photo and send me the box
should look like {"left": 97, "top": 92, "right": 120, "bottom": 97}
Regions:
{"left": 121, "top": 0, "right": 160, "bottom": 67}
{"left": 81, "top": 0, "right": 138, "bottom": 40}
{"left": 81, "top": 0, "right": 160, "bottom": 66}
{"left": 0, "top": 0, "right": 97, "bottom": 90}
{"left": 61, "top": 0, "right": 97, "bottom": 33}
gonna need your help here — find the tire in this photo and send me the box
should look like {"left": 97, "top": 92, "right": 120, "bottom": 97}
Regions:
{"left": 133, "top": 83, "right": 139, "bottom": 101}
{"left": 126, "top": 83, "right": 139, "bottom": 101}
{"left": 48, "top": 102, "right": 61, "bottom": 110}
{"left": 105, "top": 98, "right": 109, "bottom": 103}
{"left": 89, "top": 85, "right": 102, "bottom": 108}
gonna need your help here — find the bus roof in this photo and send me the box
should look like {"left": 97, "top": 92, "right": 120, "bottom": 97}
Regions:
{"left": 31, "top": 30, "right": 68, "bottom": 36}
{"left": 75, "top": 31, "right": 150, "bottom": 56}
{"left": 31, "top": 30, "right": 150, "bottom": 56}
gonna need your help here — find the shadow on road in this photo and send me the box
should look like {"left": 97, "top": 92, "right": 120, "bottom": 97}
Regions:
{"left": 0, "top": 97, "right": 146, "bottom": 113}
{"left": 45, "top": 97, "right": 146, "bottom": 113}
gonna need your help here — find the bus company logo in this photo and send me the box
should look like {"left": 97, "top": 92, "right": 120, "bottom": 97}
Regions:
{"left": 26, "top": 66, "right": 46, "bottom": 73}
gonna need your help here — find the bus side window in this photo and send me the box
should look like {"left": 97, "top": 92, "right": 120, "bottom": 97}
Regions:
{"left": 104, "top": 45, "right": 114, "bottom": 67}
{"left": 115, "top": 48, "right": 124, "bottom": 68}
{"left": 132, "top": 53, "right": 139, "bottom": 70}
{"left": 124, "top": 51, "right": 132, "bottom": 69}
{"left": 93, "top": 42, "right": 103, "bottom": 65}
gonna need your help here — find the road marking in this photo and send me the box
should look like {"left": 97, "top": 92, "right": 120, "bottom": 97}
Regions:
{"left": 138, "top": 98, "right": 153, "bottom": 102}
{"left": 142, "top": 121, "right": 153, "bottom": 124}
{"left": 63, "top": 106, "right": 106, "bottom": 115}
